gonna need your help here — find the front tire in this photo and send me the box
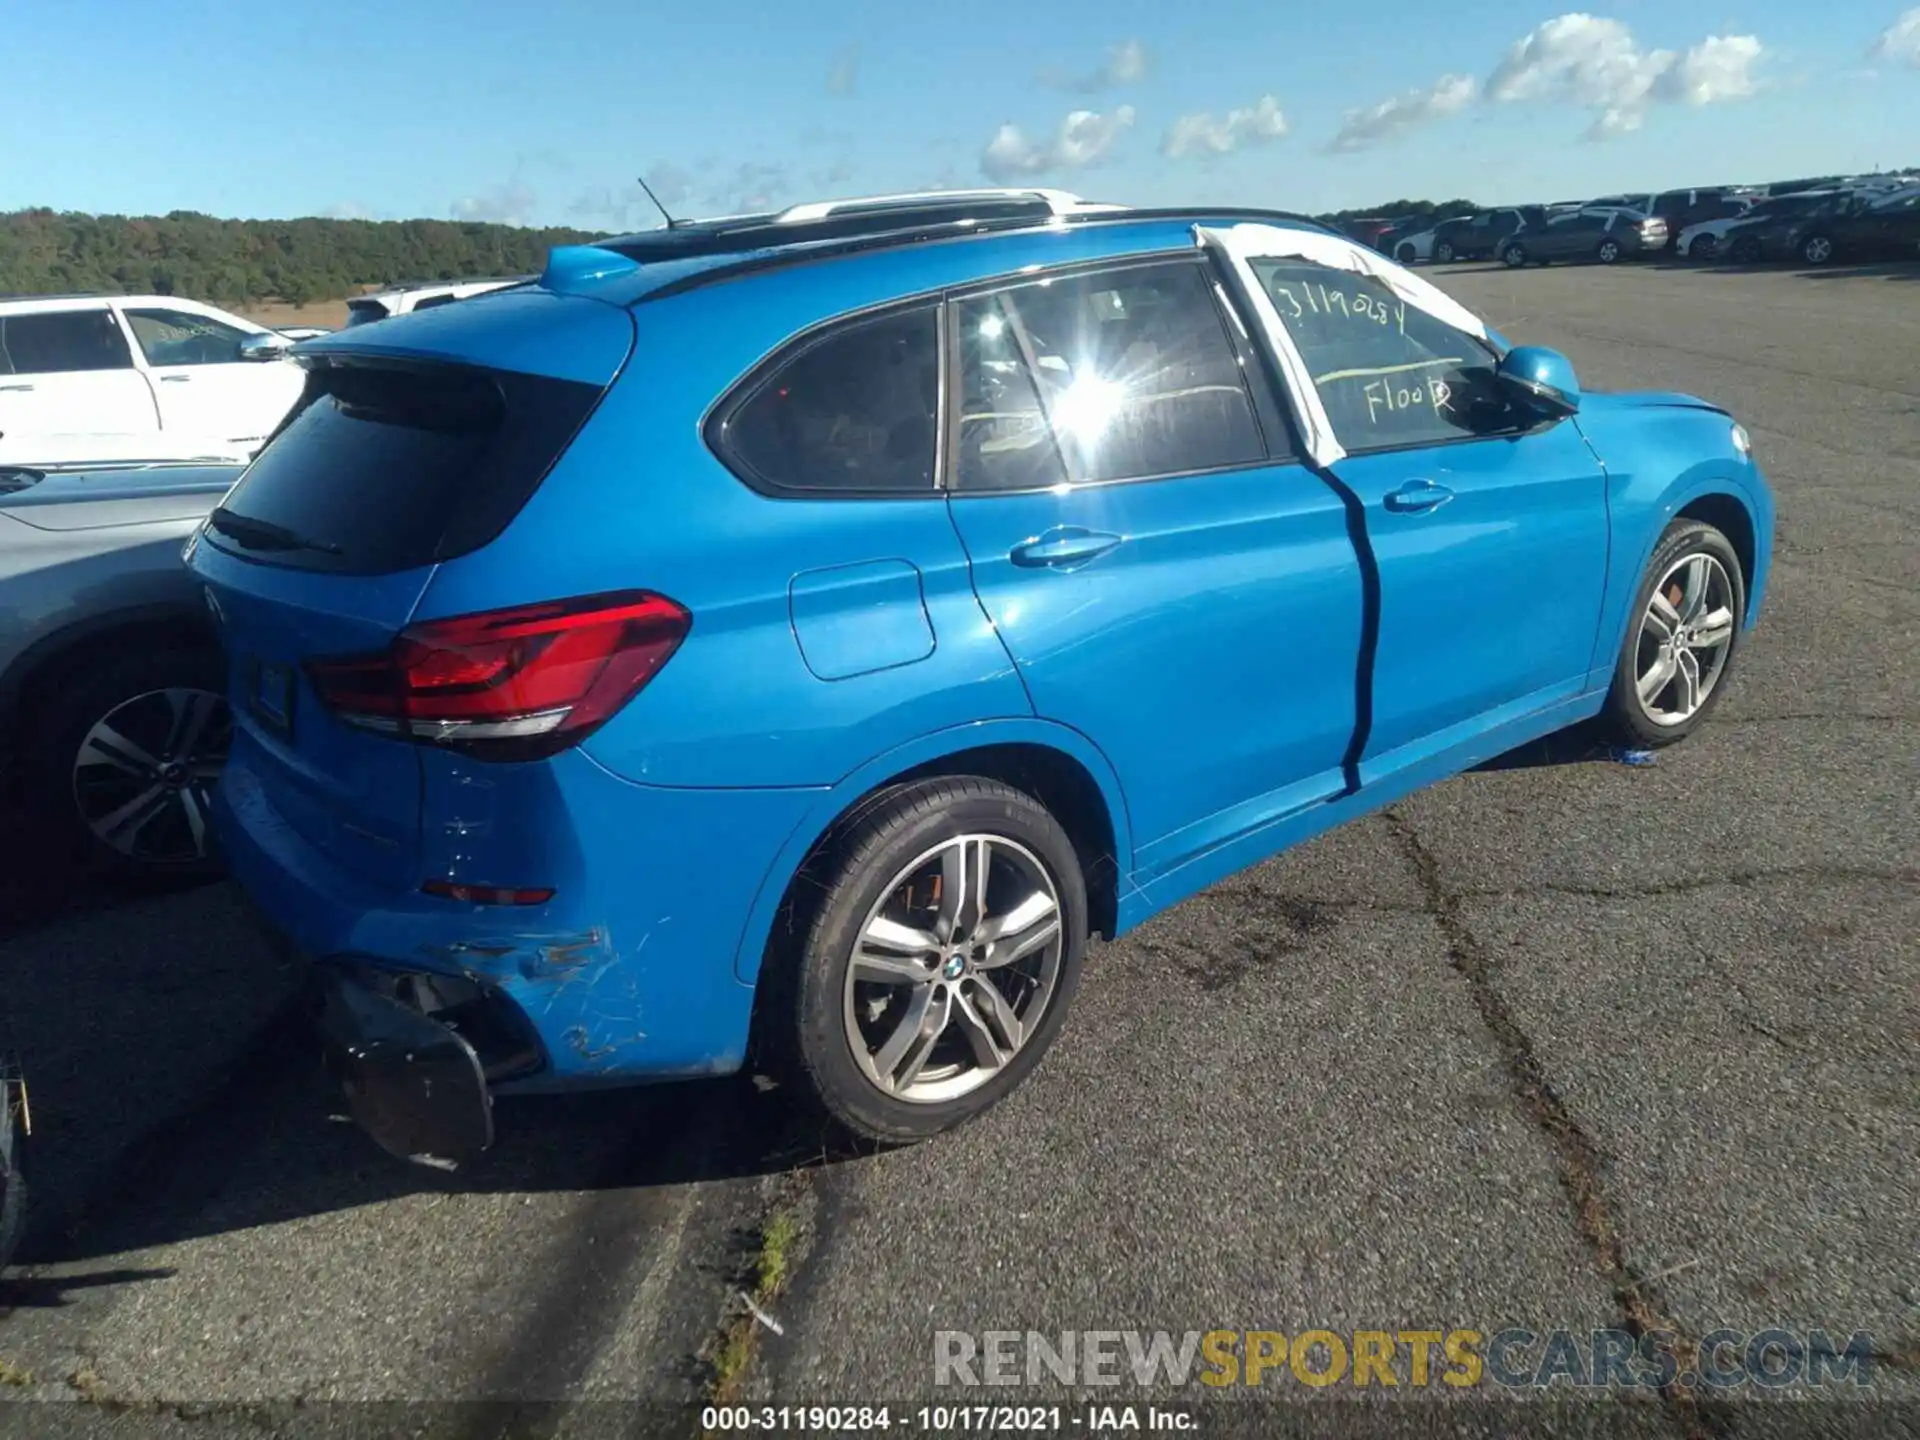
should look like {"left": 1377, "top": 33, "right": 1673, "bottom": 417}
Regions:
{"left": 1502, "top": 243, "right": 1529, "bottom": 268}
{"left": 1597, "top": 239, "right": 1622, "bottom": 264}
{"left": 1690, "top": 234, "right": 1718, "bottom": 261}
{"left": 783, "top": 777, "right": 1088, "bottom": 1144}
{"left": 1395, "top": 243, "right": 1417, "bottom": 264}
{"left": 1597, "top": 520, "right": 1746, "bottom": 749}
{"left": 26, "top": 647, "right": 230, "bottom": 878}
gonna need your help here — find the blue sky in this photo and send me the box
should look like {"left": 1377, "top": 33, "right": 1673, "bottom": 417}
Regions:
{"left": 4, "top": 0, "right": 1918, "bottom": 227}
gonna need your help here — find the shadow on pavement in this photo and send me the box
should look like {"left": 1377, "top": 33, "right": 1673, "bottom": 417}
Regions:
{"left": 0, "top": 834, "right": 856, "bottom": 1277}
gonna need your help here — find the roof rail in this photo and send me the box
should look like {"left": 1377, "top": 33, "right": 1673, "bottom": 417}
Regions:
{"left": 772, "top": 188, "right": 1103, "bottom": 223}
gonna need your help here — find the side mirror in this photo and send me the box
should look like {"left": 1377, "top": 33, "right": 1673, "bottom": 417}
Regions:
{"left": 237, "top": 332, "right": 294, "bottom": 363}
{"left": 1495, "top": 345, "right": 1581, "bottom": 419}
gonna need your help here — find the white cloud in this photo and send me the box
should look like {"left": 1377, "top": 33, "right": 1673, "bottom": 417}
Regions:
{"left": 1042, "top": 39, "right": 1149, "bottom": 92}
{"left": 982, "top": 106, "right": 1136, "bottom": 181}
{"left": 1486, "top": 12, "right": 1764, "bottom": 139}
{"left": 1161, "top": 95, "right": 1290, "bottom": 158}
{"left": 1870, "top": 7, "right": 1920, "bottom": 65}
{"left": 322, "top": 201, "right": 371, "bottom": 220}
{"left": 1328, "top": 74, "right": 1476, "bottom": 153}
{"left": 826, "top": 43, "right": 859, "bottom": 96}
{"left": 450, "top": 181, "right": 538, "bottom": 226}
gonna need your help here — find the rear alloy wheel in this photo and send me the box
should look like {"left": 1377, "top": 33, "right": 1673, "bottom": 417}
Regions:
{"left": 782, "top": 777, "right": 1086, "bottom": 1143}
{"left": 1434, "top": 240, "right": 1456, "bottom": 263}
{"left": 29, "top": 648, "right": 230, "bottom": 877}
{"left": 1502, "top": 243, "right": 1529, "bottom": 268}
{"left": 1799, "top": 233, "right": 1835, "bottom": 265}
{"left": 1598, "top": 519, "right": 1746, "bottom": 748}
{"left": 1597, "top": 239, "right": 1622, "bottom": 264}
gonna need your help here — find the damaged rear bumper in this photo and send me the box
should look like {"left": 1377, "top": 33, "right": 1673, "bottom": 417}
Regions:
{"left": 318, "top": 969, "right": 496, "bottom": 1167}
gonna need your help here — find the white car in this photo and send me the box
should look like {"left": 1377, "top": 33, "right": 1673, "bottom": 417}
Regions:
{"left": 0, "top": 295, "right": 305, "bottom": 464}
{"left": 1387, "top": 227, "right": 1437, "bottom": 264}
{"left": 344, "top": 276, "right": 530, "bottom": 327}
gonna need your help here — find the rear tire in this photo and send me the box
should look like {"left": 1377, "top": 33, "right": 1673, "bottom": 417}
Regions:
{"left": 1434, "top": 241, "right": 1455, "bottom": 263}
{"left": 1597, "top": 520, "right": 1746, "bottom": 749}
{"left": 26, "top": 647, "right": 230, "bottom": 879}
{"left": 1395, "top": 243, "right": 1417, "bottom": 263}
{"left": 1502, "top": 243, "right": 1529, "bottom": 268}
{"left": 779, "top": 777, "right": 1087, "bottom": 1145}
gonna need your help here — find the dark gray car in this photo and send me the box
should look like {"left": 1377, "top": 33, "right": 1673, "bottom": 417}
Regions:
{"left": 1499, "top": 208, "right": 1670, "bottom": 267}
{"left": 0, "top": 459, "right": 244, "bottom": 875}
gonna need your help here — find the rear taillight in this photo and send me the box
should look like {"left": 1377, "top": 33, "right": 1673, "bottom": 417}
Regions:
{"left": 306, "top": 590, "right": 690, "bottom": 761}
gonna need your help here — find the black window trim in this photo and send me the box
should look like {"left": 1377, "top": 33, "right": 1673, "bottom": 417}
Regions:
{"left": 941, "top": 250, "right": 1302, "bottom": 499}
{"left": 703, "top": 294, "right": 950, "bottom": 501}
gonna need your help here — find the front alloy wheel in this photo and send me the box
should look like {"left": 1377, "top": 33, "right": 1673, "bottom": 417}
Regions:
{"left": 1597, "top": 239, "right": 1622, "bottom": 263}
{"left": 782, "top": 776, "right": 1087, "bottom": 1143}
{"left": 1503, "top": 244, "right": 1528, "bottom": 268}
{"left": 1598, "top": 519, "right": 1747, "bottom": 748}
{"left": 1691, "top": 234, "right": 1718, "bottom": 261}
{"left": 73, "top": 688, "right": 229, "bottom": 866}
{"left": 1800, "top": 234, "right": 1835, "bottom": 265}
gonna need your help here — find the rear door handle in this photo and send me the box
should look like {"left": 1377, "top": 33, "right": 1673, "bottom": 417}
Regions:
{"left": 1010, "top": 527, "right": 1124, "bottom": 569}
{"left": 0, "top": 383, "right": 32, "bottom": 393}
{"left": 1384, "top": 479, "right": 1455, "bottom": 514}
{"left": 159, "top": 374, "right": 192, "bottom": 383}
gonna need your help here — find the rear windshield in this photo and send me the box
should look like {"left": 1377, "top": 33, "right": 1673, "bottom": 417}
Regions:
{"left": 205, "top": 359, "right": 600, "bottom": 574}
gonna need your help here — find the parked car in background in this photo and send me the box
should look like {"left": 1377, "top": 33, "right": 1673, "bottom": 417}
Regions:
{"left": 343, "top": 277, "right": 530, "bottom": 328}
{"left": 0, "top": 296, "right": 304, "bottom": 464}
{"left": 1, "top": 458, "right": 244, "bottom": 875}
{"left": 186, "top": 188, "right": 1772, "bottom": 1164}
{"left": 1717, "top": 191, "right": 1869, "bottom": 263}
{"left": 1337, "top": 217, "right": 1405, "bottom": 250}
{"left": 1677, "top": 190, "right": 1836, "bottom": 259}
{"left": 1430, "top": 206, "right": 1551, "bottom": 262}
{"left": 1500, "top": 208, "right": 1668, "bottom": 266}
{"left": 1788, "top": 185, "right": 1920, "bottom": 264}
{"left": 273, "top": 325, "right": 332, "bottom": 341}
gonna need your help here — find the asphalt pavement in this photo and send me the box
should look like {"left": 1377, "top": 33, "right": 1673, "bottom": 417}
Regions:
{"left": 0, "top": 258, "right": 1915, "bottom": 1438}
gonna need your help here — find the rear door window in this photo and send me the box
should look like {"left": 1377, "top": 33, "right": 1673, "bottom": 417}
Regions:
{"left": 0, "top": 309, "right": 134, "bottom": 374}
{"left": 951, "top": 259, "right": 1270, "bottom": 492}
{"left": 713, "top": 304, "right": 939, "bottom": 496}
{"left": 123, "top": 307, "right": 250, "bottom": 366}
{"left": 205, "top": 359, "right": 601, "bottom": 574}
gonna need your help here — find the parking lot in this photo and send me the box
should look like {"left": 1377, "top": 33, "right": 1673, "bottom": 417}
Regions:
{"left": 0, "top": 257, "right": 1915, "bottom": 1434}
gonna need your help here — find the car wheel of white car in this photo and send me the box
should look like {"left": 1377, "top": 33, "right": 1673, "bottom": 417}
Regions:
{"left": 1598, "top": 519, "right": 1746, "bottom": 749}
{"left": 29, "top": 647, "right": 230, "bottom": 877}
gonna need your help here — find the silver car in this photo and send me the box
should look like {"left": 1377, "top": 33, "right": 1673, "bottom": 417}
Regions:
{"left": 0, "top": 458, "right": 244, "bottom": 875}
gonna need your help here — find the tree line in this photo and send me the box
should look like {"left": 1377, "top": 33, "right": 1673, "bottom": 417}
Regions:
{"left": 0, "top": 210, "right": 608, "bottom": 309}
{"left": 0, "top": 201, "right": 1485, "bottom": 311}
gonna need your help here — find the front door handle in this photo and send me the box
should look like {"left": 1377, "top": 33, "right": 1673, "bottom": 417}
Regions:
{"left": 1384, "top": 479, "right": 1455, "bottom": 514}
{"left": 159, "top": 374, "right": 192, "bottom": 383}
{"left": 1010, "top": 527, "right": 1124, "bottom": 569}
{"left": 0, "top": 383, "right": 32, "bottom": 393}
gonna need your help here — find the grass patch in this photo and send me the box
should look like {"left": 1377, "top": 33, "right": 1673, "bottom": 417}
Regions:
{"left": 0, "top": 1356, "right": 33, "bottom": 1387}
{"left": 706, "top": 1189, "right": 812, "bottom": 1409}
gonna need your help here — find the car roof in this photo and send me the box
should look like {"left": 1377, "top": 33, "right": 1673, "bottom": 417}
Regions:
{"left": 526, "top": 197, "right": 1336, "bottom": 311}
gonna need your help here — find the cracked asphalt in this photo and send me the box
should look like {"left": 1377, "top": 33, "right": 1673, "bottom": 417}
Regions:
{"left": 0, "top": 260, "right": 1915, "bottom": 1437}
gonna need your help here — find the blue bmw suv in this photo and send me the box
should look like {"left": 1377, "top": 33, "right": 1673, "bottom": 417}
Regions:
{"left": 187, "top": 189, "right": 1773, "bottom": 1162}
